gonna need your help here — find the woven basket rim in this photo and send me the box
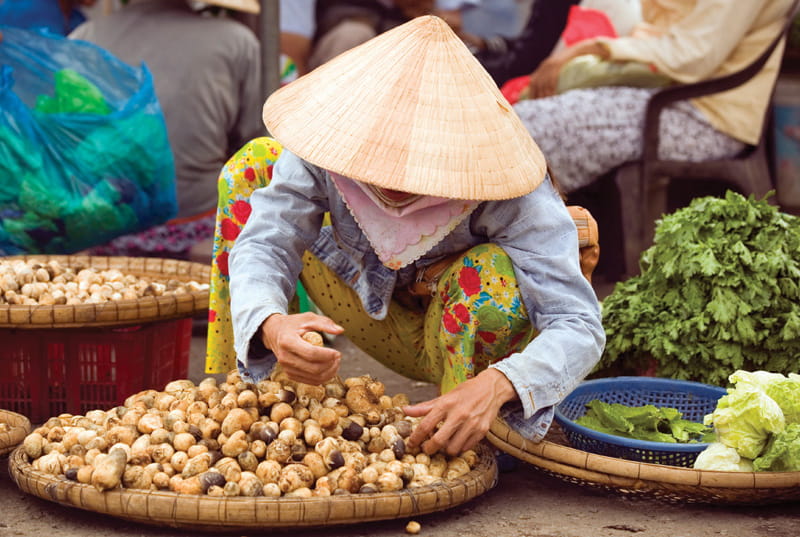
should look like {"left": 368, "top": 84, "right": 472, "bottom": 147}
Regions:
{"left": 0, "top": 410, "right": 32, "bottom": 457}
{"left": 0, "top": 255, "right": 210, "bottom": 328}
{"left": 488, "top": 417, "right": 800, "bottom": 505}
{"left": 8, "top": 442, "right": 498, "bottom": 530}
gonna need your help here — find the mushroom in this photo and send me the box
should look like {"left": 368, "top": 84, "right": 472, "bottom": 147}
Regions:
{"left": 255, "top": 459, "right": 282, "bottom": 484}
{"left": 221, "top": 408, "right": 255, "bottom": 437}
{"left": 91, "top": 446, "right": 127, "bottom": 491}
{"left": 239, "top": 471, "right": 264, "bottom": 497}
{"left": 278, "top": 463, "right": 315, "bottom": 493}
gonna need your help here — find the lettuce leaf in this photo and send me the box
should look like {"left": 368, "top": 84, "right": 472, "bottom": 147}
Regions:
{"left": 753, "top": 424, "right": 800, "bottom": 472}
{"left": 576, "top": 400, "right": 710, "bottom": 443}
{"left": 764, "top": 378, "right": 800, "bottom": 426}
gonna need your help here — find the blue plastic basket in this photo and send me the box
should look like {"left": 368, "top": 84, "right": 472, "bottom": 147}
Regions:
{"left": 554, "top": 377, "right": 727, "bottom": 467}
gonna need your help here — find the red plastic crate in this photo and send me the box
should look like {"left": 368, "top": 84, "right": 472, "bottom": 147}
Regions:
{"left": 0, "top": 318, "right": 191, "bottom": 424}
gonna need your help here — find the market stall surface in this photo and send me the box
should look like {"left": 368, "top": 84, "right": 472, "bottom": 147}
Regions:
{"left": 1, "top": 334, "right": 798, "bottom": 537}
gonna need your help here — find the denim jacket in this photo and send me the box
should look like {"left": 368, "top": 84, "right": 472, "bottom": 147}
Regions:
{"left": 229, "top": 149, "right": 605, "bottom": 441}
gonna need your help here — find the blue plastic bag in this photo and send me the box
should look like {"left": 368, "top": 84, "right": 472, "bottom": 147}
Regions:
{"left": 0, "top": 26, "right": 177, "bottom": 255}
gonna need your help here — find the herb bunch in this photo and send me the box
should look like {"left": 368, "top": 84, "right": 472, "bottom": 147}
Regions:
{"left": 599, "top": 192, "right": 800, "bottom": 385}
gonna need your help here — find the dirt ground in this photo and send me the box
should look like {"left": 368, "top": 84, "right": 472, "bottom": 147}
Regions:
{"left": 2, "top": 332, "right": 799, "bottom": 537}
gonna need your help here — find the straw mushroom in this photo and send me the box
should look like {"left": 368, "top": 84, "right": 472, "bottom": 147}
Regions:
{"left": 278, "top": 463, "right": 315, "bottom": 493}
{"left": 239, "top": 471, "right": 264, "bottom": 497}
{"left": 91, "top": 446, "right": 127, "bottom": 491}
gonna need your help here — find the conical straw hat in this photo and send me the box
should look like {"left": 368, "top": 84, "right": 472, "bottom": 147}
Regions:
{"left": 262, "top": 15, "right": 546, "bottom": 201}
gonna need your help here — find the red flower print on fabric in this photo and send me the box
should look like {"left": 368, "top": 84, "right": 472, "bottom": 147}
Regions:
{"left": 478, "top": 331, "right": 496, "bottom": 343}
{"left": 208, "top": 309, "right": 217, "bottom": 323}
{"left": 442, "top": 311, "right": 461, "bottom": 334}
{"left": 216, "top": 251, "right": 230, "bottom": 276}
{"left": 220, "top": 218, "right": 241, "bottom": 241}
{"left": 458, "top": 266, "right": 481, "bottom": 296}
{"left": 453, "top": 303, "right": 470, "bottom": 323}
{"left": 231, "top": 200, "right": 252, "bottom": 224}
{"left": 244, "top": 167, "right": 256, "bottom": 181}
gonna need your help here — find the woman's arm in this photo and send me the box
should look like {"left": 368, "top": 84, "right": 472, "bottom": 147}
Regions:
{"left": 482, "top": 178, "right": 606, "bottom": 420}
{"left": 525, "top": 0, "right": 770, "bottom": 98}
{"left": 525, "top": 37, "right": 611, "bottom": 99}
{"left": 599, "top": 0, "right": 769, "bottom": 83}
{"left": 229, "top": 150, "right": 339, "bottom": 379}
{"left": 406, "top": 177, "right": 605, "bottom": 454}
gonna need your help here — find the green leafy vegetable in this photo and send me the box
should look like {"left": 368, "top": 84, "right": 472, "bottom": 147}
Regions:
{"left": 753, "top": 424, "right": 800, "bottom": 472}
{"left": 704, "top": 385, "right": 785, "bottom": 459}
{"left": 697, "top": 369, "right": 800, "bottom": 471}
{"left": 575, "top": 399, "right": 711, "bottom": 443}
{"left": 598, "top": 192, "right": 800, "bottom": 385}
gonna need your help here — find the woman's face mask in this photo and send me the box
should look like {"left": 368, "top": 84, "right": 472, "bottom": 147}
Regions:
{"left": 329, "top": 171, "right": 479, "bottom": 269}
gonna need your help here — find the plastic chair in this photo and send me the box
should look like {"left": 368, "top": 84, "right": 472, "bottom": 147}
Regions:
{"left": 614, "top": 0, "right": 800, "bottom": 277}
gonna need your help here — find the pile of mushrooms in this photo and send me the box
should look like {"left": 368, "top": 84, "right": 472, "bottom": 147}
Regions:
{"left": 21, "top": 366, "right": 478, "bottom": 497}
{"left": 0, "top": 259, "right": 208, "bottom": 306}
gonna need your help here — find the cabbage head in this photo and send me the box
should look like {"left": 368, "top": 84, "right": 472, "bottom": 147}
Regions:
{"left": 705, "top": 385, "right": 785, "bottom": 459}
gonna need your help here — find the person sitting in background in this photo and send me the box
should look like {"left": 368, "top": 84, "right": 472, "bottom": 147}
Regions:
{"left": 223, "top": 16, "right": 604, "bottom": 456}
{"left": 69, "top": 0, "right": 265, "bottom": 262}
{"left": 512, "top": 0, "right": 794, "bottom": 195}
{"left": 308, "top": 0, "right": 435, "bottom": 70}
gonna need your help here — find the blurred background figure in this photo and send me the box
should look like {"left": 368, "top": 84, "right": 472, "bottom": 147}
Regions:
{"left": 470, "top": 0, "right": 641, "bottom": 87}
{"left": 512, "top": 0, "right": 792, "bottom": 194}
{"left": 0, "top": 0, "right": 96, "bottom": 35}
{"left": 308, "top": 0, "right": 435, "bottom": 70}
{"left": 69, "top": 0, "right": 265, "bottom": 262}
{"left": 460, "top": 0, "right": 530, "bottom": 39}
{"left": 279, "top": 0, "right": 317, "bottom": 79}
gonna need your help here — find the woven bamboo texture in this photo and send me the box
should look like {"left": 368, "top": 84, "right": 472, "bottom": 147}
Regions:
{"left": 488, "top": 418, "right": 800, "bottom": 505}
{"left": 0, "top": 410, "right": 31, "bottom": 457}
{"left": 0, "top": 256, "right": 210, "bottom": 328}
{"left": 8, "top": 443, "right": 497, "bottom": 531}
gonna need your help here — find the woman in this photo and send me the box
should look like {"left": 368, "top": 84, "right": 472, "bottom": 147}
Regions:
{"left": 513, "top": 0, "right": 794, "bottom": 193}
{"left": 224, "top": 16, "right": 605, "bottom": 456}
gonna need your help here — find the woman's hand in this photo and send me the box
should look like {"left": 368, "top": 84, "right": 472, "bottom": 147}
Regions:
{"left": 403, "top": 368, "right": 517, "bottom": 456}
{"left": 260, "top": 312, "right": 344, "bottom": 385}
{"left": 525, "top": 39, "right": 611, "bottom": 100}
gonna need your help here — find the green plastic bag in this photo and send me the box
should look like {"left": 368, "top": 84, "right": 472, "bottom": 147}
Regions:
{"left": 0, "top": 26, "right": 177, "bottom": 255}
{"left": 34, "top": 69, "right": 111, "bottom": 115}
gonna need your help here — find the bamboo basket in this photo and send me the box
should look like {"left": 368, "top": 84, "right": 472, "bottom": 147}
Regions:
{"left": 487, "top": 418, "right": 800, "bottom": 505}
{"left": 0, "top": 255, "right": 210, "bottom": 328}
{"left": 0, "top": 410, "right": 31, "bottom": 457}
{"left": 8, "top": 443, "right": 497, "bottom": 531}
